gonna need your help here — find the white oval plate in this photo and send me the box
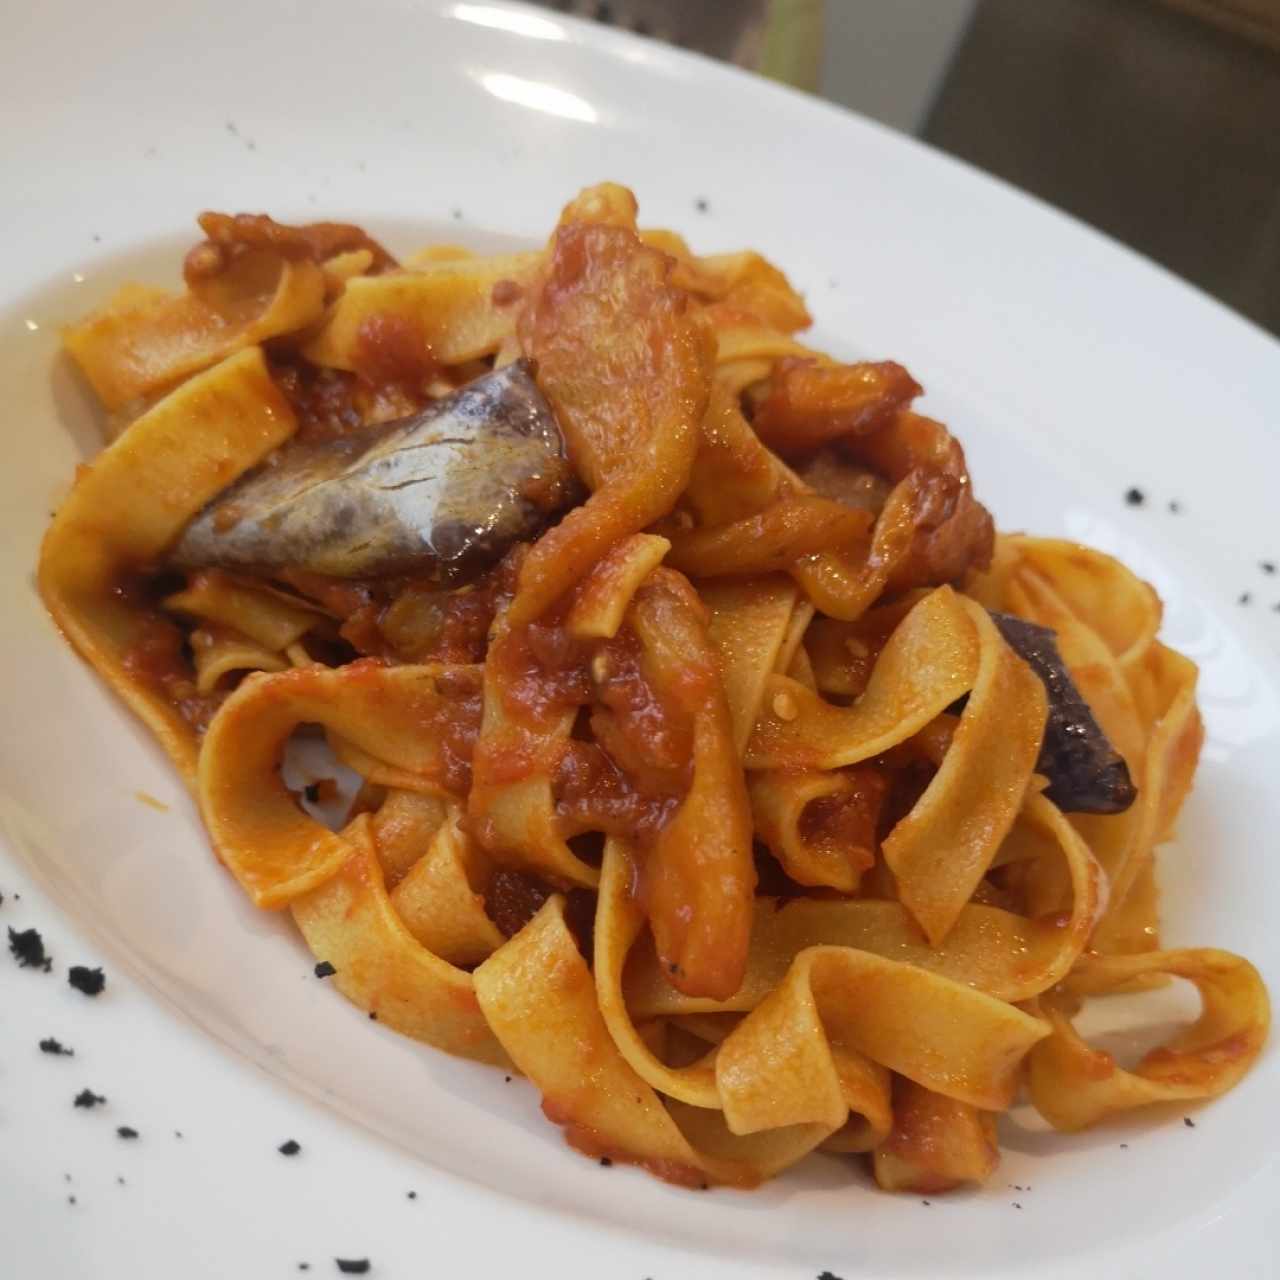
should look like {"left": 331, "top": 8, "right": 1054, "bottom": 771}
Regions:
{"left": 3, "top": 3, "right": 1278, "bottom": 1277}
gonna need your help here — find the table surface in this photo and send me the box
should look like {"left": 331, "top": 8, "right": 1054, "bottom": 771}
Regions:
{"left": 829, "top": 0, "right": 1280, "bottom": 340}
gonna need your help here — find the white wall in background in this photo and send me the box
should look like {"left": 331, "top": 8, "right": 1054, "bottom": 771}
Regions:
{"left": 820, "top": 0, "right": 978, "bottom": 133}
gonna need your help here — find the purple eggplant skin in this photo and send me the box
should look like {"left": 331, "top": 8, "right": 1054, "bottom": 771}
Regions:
{"left": 169, "top": 359, "right": 581, "bottom": 581}
{"left": 990, "top": 611, "right": 1138, "bottom": 815}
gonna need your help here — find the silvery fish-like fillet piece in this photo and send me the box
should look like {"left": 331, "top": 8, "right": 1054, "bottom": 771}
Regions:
{"left": 171, "top": 359, "right": 579, "bottom": 580}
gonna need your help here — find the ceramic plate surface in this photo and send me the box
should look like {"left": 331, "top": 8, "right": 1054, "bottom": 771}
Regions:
{"left": 3, "top": 2, "right": 1279, "bottom": 1276}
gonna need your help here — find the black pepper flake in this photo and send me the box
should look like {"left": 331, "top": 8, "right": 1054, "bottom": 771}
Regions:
{"left": 368, "top": 1011, "right": 377, "bottom": 1021}
{"left": 1168, "top": 499, "right": 1182, "bottom": 513}
{"left": 921, "top": 1199, "right": 931, "bottom": 1206}
{"left": 1184, "top": 1115, "right": 1196, "bottom": 1128}
{"left": 278, "top": 1139, "right": 302, "bottom": 1156}
{"left": 68, "top": 1195, "right": 77, "bottom": 1206}
{"left": 64, "top": 1173, "right": 72, "bottom": 1182}
{"left": 407, "top": 1190, "right": 417, "bottom": 1200}
{"left": 9, "top": 926, "right": 52, "bottom": 971}
{"left": 116, "top": 1126, "right": 139, "bottom": 1140}
{"left": 1239, "top": 592, "right": 1252, "bottom": 605}
{"left": 117, "top": 1176, "right": 126, "bottom": 1186}
{"left": 68, "top": 965, "right": 106, "bottom": 996}
{"left": 314, "top": 961, "right": 336, "bottom": 979}
{"left": 0, "top": 890, "right": 4, "bottom": 906}
{"left": 1013, "top": 1202, "right": 1022, "bottom": 1209}
{"left": 1261, "top": 561, "right": 1276, "bottom": 575}
{"left": 74, "top": 1089, "right": 106, "bottom": 1109}
{"left": 694, "top": 197, "right": 709, "bottom": 213}
{"left": 504, "top": 1075, "right": 512, "bottom": 1083}
{"left": 818, "top": 1272, "right": 845, "bottom": 1280}
{"left": 304, "top": 783, "right": 321, "bottom": 803}
{"left": 335, "top": 1260, "right": 371, "bottom": 1275}
{"left": 1120, "top": 1143, "right": 1128, "bottom": 1149}
{"left": 1124, "top": 487, "right": 1145, "bottom": 506}
{"left": 40, "top": 1037, "right": 74, "bottom": 1056}
{"left": 599, "top": 1157, "right": 612, "bottom": 1167}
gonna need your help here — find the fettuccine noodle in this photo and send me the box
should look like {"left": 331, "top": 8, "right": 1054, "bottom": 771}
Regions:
{"left": 39, "top": 185, "right": 1268, "bottom": 1195}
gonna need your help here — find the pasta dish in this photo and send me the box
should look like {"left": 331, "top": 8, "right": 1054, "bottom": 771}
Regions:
{"left": 39, "top": 183, "right": 1269, "bottom": 1193}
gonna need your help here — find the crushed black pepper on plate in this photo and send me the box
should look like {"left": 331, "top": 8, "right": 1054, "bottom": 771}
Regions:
{"left": 1261, "top": 561, "right": 1276, "bottom": 575}
{"left": 1184, "top": 1116, "right": 1196, "bottom": 1127}
{"left": 40, "top": 1037, "right": 74, "bottom": 1056}
{"left": 818, "top": 1271, "right": 845, "bottom": 1280}
{"left": 116, "top": 1126, "right": 139, "bottom": 1140}
{"left": 68, "top": 965, "right": 106, "bottom": 996}
{"left": 314, "top": 961, "right": 336, "bottom": 978}
{"left": 74, "top": 1089, "right": 106, "bottom": 1109}
{"left": 335, "top": 1260, "right": 371, "bottom": 1275}
{"left": 278, "top": 1139, "right": 301, "bottom": 1156}
{"left": 598, "top": 1157, "right": 612, "bottom": 1167}
{"left": 1124, "top": 487, "right": 1144, "bottom": 506}
{"left": 9, "top": 926, "right": 52, "bottom": 971}
{"left": 1239, "top": 592, "right": 1252, "bottom": 605}
{"left": 1168, "top": 499, "right": 1182, "bottom": 513}
{"left": 695, "top": 197, "right": 709, "bottom": 213}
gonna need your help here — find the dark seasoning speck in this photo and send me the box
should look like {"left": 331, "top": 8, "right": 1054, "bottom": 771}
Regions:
{"left": 279, "top": 1139, "right": 302, "bottom": 1156}
{"left": 68, "top": 965, "right": 106, "bottom": 996}
{"left": 336, "top": 1261, "right": 371, "bottom": 1275}
{"left": 74, "top": 1089, "right": 106, "bottom": 1109}
{"left": 314, "top": 960, "right": 336, "bottom": 979}
{"left": 116, "top": 1126, "right": 139, "bottom": 1140}
{"left": 8, "top": 926, "right": 52, "bottom": 971}
{"left": 40, "top": 1037, "right": 74, "bottom": 1056}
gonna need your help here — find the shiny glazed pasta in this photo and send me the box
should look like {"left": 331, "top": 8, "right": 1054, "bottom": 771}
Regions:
{"left": 40, "top": 183, "right": 1269, "bottom": 1193}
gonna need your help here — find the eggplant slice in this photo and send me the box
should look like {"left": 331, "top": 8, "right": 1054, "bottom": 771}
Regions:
{"left": 171, "top": 359, "right": 581, "bottom": 581}
{"left": 991, "top": 611, "right": 1137, "bottom": 815}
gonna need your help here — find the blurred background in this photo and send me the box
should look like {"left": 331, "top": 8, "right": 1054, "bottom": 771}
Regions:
{"left": 540, "top": 0, "right": 1280, "bottom": 338}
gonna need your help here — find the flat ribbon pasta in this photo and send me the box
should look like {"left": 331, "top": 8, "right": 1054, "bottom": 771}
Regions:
{"left": 627, "top": 791, "right": 1103, "bottom": 1014}
{"left": 39, "top": 347, "right": 298, "bottom": 779}
{"left": 199, "top": 660, "right": 482, "bottom": 907}
{"left": 1029, "top": 949, "right": 1269, "bottom": 1130}
{"left": 881, "top": 601, "right": 1047, "bottom": 944}
{"left": 303, "top": 251, "right": 541, "bottom": 369}
{"left": 189, "top": 626, "right": 288, "bottom": 694}
{"left": 292, "top": 814, "right": 506, "bottom": 1065}
{"left": 746, "top": 585, "right": 979, "bottom": 771}
{"left": 65, "top": 253, "right": 325, "bottom": 411}
{"left": 474, "top": 892, "right": 829, "bottom": 1188}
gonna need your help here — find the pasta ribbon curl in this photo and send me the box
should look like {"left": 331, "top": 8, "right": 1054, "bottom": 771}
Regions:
{"left": 1029, "top": 949, "right": 1269, "bottom": 1130}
